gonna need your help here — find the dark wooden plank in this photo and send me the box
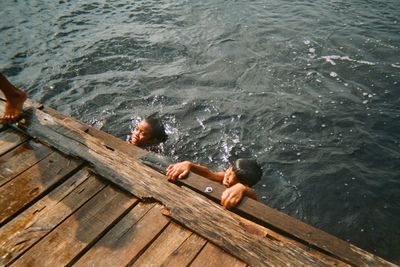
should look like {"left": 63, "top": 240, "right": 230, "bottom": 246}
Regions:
{"left": 161, "top": 233, "right": 207, "bottom": 267}
{"left": 0, "top": 128, "right": 28, "bottom": 156}
{"left": 11, "top": 185, "right": 137, "bottom": 267}
{"left": 226, "top": 213, "right": 350, "bottom": 266}
{"left": 17, "top": 105, "right": 354, "bottom": 267}
{"left": 0, "top": 140, "right": 53, "bottom": 186}
{"left": 190, "top": 242, "right": 246, "bottom": 267}
{"left": 233, "top": 198, "right": 362, "bottom": 264}
{"left": 74, "top": 203, "right": 170, "bottom": 267}
{"left": 131, "top": 222, "right": 193, "bottom": 266}
{"left": 0, "top": 168, "right": 106, "bottom": 266}
{"left": 0, "top": 150, "right": 83, "bottom": 226}
{"left": 42, "top": 105, "right": 145, "bottom": 160}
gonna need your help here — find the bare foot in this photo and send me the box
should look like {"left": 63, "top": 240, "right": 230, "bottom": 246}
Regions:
{"left": 1, "top": 90, "right": 27, "bottom": 123}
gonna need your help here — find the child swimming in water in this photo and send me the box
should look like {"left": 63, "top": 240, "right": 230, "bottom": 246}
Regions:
{"left": 166, "top": 158, "right": 262, "bottom": 209}
{"left": 130, "top": 116, "right": 168, "bottom": 148}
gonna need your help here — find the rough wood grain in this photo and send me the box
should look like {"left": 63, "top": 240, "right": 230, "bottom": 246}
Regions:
{"left": 228, "top": 212, "right": 349, "bottom": 266}
{"left": 11, "top": 185, "right": 137, "bottom": 267}
{"left": 0, "top": 128, "right": 28, "bottom": 156}
{"left": 0, "top": 139, "right": 52, "bottom": 186}
{"left": 74, "top": 204, "right": 169, "bottom": 267}
{"left": 131, "top": 222, "right": 193, "bottom": 266}
{"left": 0, "top": 168, "right": 105, "bottom": 266}
{"left": 190, "top": 242, "right": 246, "bottom": 267}
{"left": 0, "top": 150, "right": 83, "bottom": 226}
{"left": 161, "top": 233, "right": 207, "bottom": 267}
{"left": 15, "top": 104, "right": 355, "bottom": 266}
{"left": 42, "top": 105, "right": 145, "bottom": 160}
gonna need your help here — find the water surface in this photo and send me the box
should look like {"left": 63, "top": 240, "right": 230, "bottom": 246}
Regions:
{"left": 1, "top": 0, "right": 399, "bottom": 263}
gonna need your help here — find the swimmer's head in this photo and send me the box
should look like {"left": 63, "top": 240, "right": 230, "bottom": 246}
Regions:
{"left": 223, "top": 158, "right": 262, "bottom": 187}
{"left": 131, "top": 116, "right": 167, "bottom": 146}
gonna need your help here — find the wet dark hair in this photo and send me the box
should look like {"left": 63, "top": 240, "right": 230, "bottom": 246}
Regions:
{"left": 232, "top": 158, "right": 262, "bottom": 187}
{"left": 144, "top": 116, "right": 168, "bottom": 143}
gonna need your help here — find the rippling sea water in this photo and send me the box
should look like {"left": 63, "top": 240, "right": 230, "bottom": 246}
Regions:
{"left": 1, "top": 0, "right": 399, "bottom": 263}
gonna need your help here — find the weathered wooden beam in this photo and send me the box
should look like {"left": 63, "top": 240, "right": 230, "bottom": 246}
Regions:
{"left": 3, "top": 98, "right": 395, "bottom": 266}
{"left": 15, "top": 102, "right": 339, "bottom": 266}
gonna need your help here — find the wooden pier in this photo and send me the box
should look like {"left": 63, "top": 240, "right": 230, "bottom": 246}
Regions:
{"left": 0, "top": 97, "right": 396, "bottom": 266}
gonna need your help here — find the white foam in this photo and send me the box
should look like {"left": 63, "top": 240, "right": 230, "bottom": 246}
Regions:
{"left": 321, "top": 55, "right": 376, "bottom": 66}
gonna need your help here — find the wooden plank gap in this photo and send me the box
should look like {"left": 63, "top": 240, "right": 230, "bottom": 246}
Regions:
{"left": 0, "top": 156, "right": 85, "bottom": 227}
{"left": 131, "top": 222, "right": 197, "bottom": 266}
{"left": 190, "top": 242, "right": 246, "bottom": 267}
{"left": 181, "top": 234, "right": 209, "bottom": 267}
{"left": 0, "top": 149, "right": 55, "bottom": 188}
{"left": 0, "top": 128, "right": 30, "bottom": 157}
{"left": 11, "top": 185, "right": 138, "bottom": 267}
{"left": 6, "top": 194, "right": 101, "bottom": 266}
{"left": 0, "top": 169, "right": 106, "bottom": 266}
{"left": 73, "top": 203, "right": 169, "bottom": 267}
{"left": 67, "top": 195, "right": 140, "bottom": 266}
{"left": 126, "top": 221, "right": 172, "bottom": 266}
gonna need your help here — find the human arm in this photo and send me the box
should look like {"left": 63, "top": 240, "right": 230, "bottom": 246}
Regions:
{"left": 220, "top": 183, "right": 257, "bottom": 209}
{"left": 166, "top": 161, "right": 224, "bottom": 182}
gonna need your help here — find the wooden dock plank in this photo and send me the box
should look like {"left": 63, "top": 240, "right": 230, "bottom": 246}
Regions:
{"left": 42, "top": 105, "right": 145, "bottom": 160}
{"left": 161, "top": 233, "right": 207, "bottom": 267}
{"left": 10, "top": 185, "right": 137, "bottom": 267}
{"left": 229, "top": 213, "right": 349, "bottom": 266}
{"left": 0, "top": 168, "right": 105, "bottom": 266}
{"left": 0, "top": 150, "right": 83, "bottom": 226}
{"left": 74, "top": 204, "right": 170, "bottom": 267}
{"left": 18, "top": 106, "right": 343, "bottom": 267}
{"left": 0, "top": 140, "right": 53, "bottom": 186}
{"left": 190, "top": 242, "right": 246, "bottom": 267}
{"left": 131, "top": 222, "right": 193, "bottom": 266}
{"left": 0, "top": 128, "right": 28, "bottom": 156}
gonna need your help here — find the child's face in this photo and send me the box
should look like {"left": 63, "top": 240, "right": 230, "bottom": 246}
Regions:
{"left": 131, "top": 120, "right": 154, "bottom": 146}
{"left": 223, "top": 167, "right": 239, "bottom": 187}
